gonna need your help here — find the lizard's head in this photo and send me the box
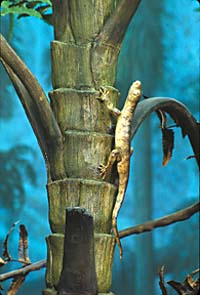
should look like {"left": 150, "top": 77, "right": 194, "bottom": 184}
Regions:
{"left": 128, "top": 80, "right": 142, "bottom": 100}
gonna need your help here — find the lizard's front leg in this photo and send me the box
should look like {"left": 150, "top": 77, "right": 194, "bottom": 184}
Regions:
{"left": 97, "top": 87, "right": 121, "bottom": 117}
{"left": 98, "top": 149, "right": 121, "bottom": 180}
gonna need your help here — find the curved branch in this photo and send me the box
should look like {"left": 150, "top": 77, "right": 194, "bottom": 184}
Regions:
{"left": 131, "top": 98, "right": 200, "bottom": 168}
{"left": 0, "top": 259, "right": 46, "bottom": 282}
{"left": 0, "top": 34, "right": 63, "bottom": 157}
{"left": 119, "top": 202, "right": 200, "bottom": 239}
{"left": 95, "top": 0, "right": 141, "bottom": 48}
{"left": 91, "top": 0, "right": 141, "bottom": 86}
{"left": 1, "top": 60, "right": 49, "bottom": 161}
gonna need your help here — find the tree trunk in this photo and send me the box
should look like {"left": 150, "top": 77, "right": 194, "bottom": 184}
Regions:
{"left": 44, "top": 1, "right": 122, "bottom": 294}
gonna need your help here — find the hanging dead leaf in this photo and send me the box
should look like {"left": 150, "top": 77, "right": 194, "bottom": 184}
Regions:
{"left": 0, "top": 257, "right": 5, "bottom": 267}
{"left": 0, "top": 283, "right": 4, "bottom": 291}
{"left": 158, "top": 266, "right": 168, "bottom": 295}
{"left": 167, "top": 269, "right": 200, "bottom": 294}
{"left": 183, "top": 269, "right": 200, "bottom": 294}
{"left": 184, "top": 274, "right": 197, "bottom": 291}
{"left": 18, "top": 224, "right": 31, "bottom": 264}
{"left": 167, "top": 280, "right": 187, "bottom": 294}
{"left": 3, "top": 221, "right": 20, "bottom": 261}
{"left": 0, "top": 286, "right": 3, "bottom": 295}
{"left": 156, "top": 109, "right": 167, "bottom": 129}
{"left": 162, "top": 128, "right": 174, "bottom": 166}
{"left": 155, "top": 109, "right": 175, "bottom": 166}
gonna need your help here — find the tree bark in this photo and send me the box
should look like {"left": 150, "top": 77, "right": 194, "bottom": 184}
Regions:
{"left": 44, "top": 1, "right": 133, "bottom": 294}
{"left": 57, "top": 208, "right": 97, "bottom": 295}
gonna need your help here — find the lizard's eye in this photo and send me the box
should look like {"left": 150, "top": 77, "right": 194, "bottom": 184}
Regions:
{"left": 111, "top": 151, "right": 118, "bottom": 157}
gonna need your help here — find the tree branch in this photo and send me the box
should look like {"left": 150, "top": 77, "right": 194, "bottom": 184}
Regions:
{"left": 0, "top": 34, "right": 63, "bottom": 159}
{"left": 0, "top": 260, "right": 46, "bottom": 282}
{"left": 95, "top": 0, "right": 141, "bottom": 48}
{"left": 131, "top": 98, "right": 200, "bottom": 169}
{"left": 0, "top": 60, "right": 49, "bottom": 161}
{"left": 119, "top": 202, "right": 200, "bottom": 239}
{"left": 91, "top": 0, "right": 141, "bottom": 86}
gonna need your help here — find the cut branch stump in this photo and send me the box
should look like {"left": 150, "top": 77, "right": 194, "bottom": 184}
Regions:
{"left": 57, "top": 207, "right": 97, "bottom": 295}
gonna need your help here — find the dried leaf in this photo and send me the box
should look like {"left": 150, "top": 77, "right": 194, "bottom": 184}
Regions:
{"left": 18, "top": 225, "right": 30, "bottom": 264}
{"left": 156, "top": 109, "right": 167, "bottom": 129}
{"left": 184, "top": 274, "right": 197, "bottom": 290}
{"left": 3, "top": 221, "right": 20, "bottom": 261}
{"left": 0, "top": 257, "right": 6, "bottom": 267}
{"left": 183, "top": 269, "right": 200, "bottom": 294}
{"left": 167, "top": 280, "right": 187, "bottom": 294}
{"left": 0, "top": 283, "right": 4, "bottom": 291}
{"left": 166, "top": 269, "right": 200, "bottom": 295}
{"left": 159, "top": 266, "right": 168, "bottom": 295}
{"left": 191, "top": 269, "right": 200, "bottom": 277}
{"left": 7, "top": 276, "right": 25, "bottom": 295}
{"left": 186, "top": 155, "right": 196, "bottom": 160}
{"left": 186, "top": 153, "right": 200, "bottom": 162}
{"left": 162, "top": 128, "right": 174, "bottom": 166}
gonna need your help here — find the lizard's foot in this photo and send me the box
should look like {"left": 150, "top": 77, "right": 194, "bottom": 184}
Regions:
{"left": 98, "top": 163, "right": 110, "bottom": 180}
{"left": 97, "top": 86, "right": 109, "bottom": 102}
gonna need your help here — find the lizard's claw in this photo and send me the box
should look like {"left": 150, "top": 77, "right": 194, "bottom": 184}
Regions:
{"left": 98, "top": 163, "right": 109, "bottom": 180}
{"left": 97, "top": 87, "right": 109, "bottom": 102}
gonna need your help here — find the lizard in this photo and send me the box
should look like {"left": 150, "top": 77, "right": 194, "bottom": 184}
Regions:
{"left": 97, "top": 80, "right": 142, "bottom": 259}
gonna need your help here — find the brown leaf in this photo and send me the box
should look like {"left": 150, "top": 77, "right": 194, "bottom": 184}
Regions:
{"left": 7, "top": 276, "right": 25, "bottom": 295}
{"left": 156, "top": 109, "right": 167, "bottom": 129}
{"left": 18, "top": 225, "right": 31, "bottom": 264}
{"left": 158, "top": 266, "right": 168, "bottom": 295}
{"left": 0, "top": 283, "right": 4, "bottom": 290}
{"left": 162, "top": 128, "right": 174, "bottom": 166}
{"left": 0, "top": 257, "right": 6, "bottom": 267}
{"left": 183, "top": 269, "right": 200, "bottom": 294}
{"left": 3, "top": 221, "right": 20, "bottom": 261}
{"left": 166, "top": 269, "right": 200, "bottom": 295}
{"left": 184, "top": 274, "right": 197, "bottom": 290}
{"left": 167, "top": 280, "right": 187, "bottom": 294}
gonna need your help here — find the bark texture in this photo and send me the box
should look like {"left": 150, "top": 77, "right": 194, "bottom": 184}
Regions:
{"left": 44, "top": 1, "right": 123, "bottom": 294}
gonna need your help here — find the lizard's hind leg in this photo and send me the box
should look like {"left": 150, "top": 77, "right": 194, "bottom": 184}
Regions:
{"left": 98, "top": 149, "right": 121, "bottom": 180}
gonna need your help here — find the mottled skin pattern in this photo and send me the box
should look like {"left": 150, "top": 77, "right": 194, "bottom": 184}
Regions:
{"left": 98, "top": 81, "right": 142, "bottom": 259}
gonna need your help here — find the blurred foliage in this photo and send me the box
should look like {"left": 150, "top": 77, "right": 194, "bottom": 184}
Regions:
{"left": 0, "top": 0, "right": 52, "bottom": 20}
{"left": 0, "top": 145, "right": 37, "bottom": 212}
{"left": 0, "top": 0, "right": 52, "bottom": 39}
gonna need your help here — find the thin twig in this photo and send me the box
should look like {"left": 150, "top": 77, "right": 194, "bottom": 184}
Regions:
{"left": 119, "top": 202, "right": 200, "bottom": 239}
{"left": 3, "top": 221, "right": 20, "bottom": 261}
{"left": 0, "top": 260, "right": 46, "bottom": 282}
{"left": 159, "top": 266, "right": 168, "bottom": 295}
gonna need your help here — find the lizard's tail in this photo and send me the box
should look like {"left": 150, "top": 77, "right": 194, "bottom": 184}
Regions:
{"left": 112, "top": 179, "right": 128, "bottom": 259}
{"left": 112, "top": 216, "right": 123, "bottom": 259}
